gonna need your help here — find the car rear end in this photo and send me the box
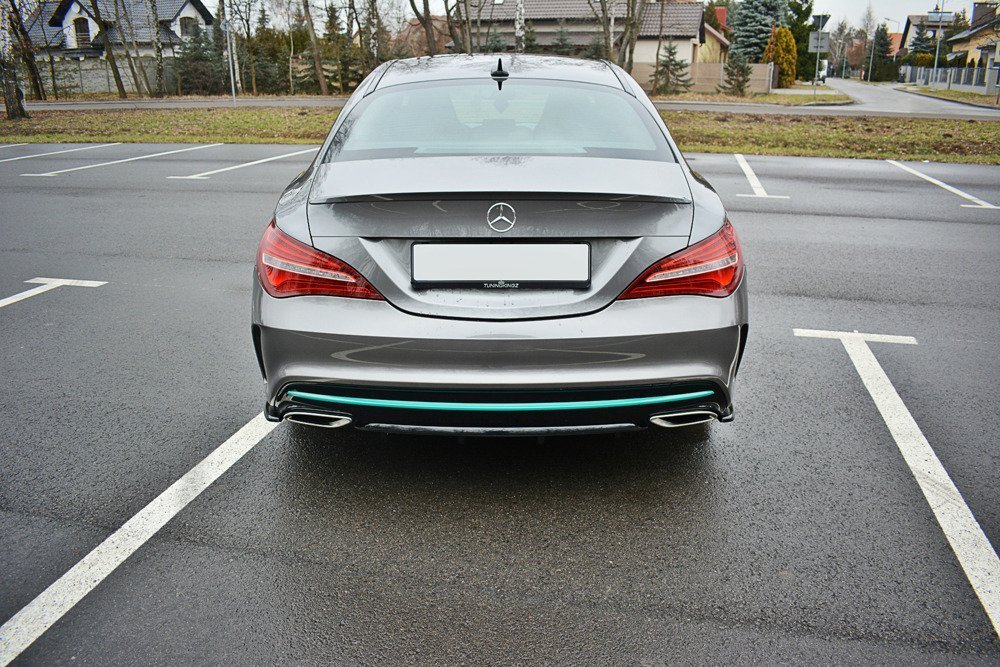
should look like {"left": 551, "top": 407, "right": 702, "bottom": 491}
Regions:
{"left": 251, "top": 55, "right": 748, "bottom": 436}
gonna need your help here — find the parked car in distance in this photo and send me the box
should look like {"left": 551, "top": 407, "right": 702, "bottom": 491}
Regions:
{"left": 252, "top": 54, "right": 748, "bottom": 437}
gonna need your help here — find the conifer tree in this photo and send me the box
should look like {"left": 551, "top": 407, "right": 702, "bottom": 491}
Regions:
{"left": 730, "top": 0, "right": 789, "bottom": 62}
{"left": 718, "top": 51, "right": 752, "bottom": 96}
{"left": 763, "top": 25, "right": 797, "bottom": 87}
{"left": 523, "top": 21, "right": 540, "bottom": 53}
{"left": 553, "top": 20, "right": 573, "bottom": 55}
{"left": 910, "top": 22, "right": 933, "bottom": 55}
{"left": 649, "top": 42, "right": 692, "bottom": 94}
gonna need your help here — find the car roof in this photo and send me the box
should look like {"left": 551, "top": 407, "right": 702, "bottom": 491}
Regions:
{"left": 372, "top": 54, "right": 627, "bottom": 92}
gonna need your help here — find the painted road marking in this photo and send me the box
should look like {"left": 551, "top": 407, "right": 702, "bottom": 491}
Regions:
{"left": 795, "top": 328, "right": 1000, "bottom": 636}
{"left": 0, "top": 277, "right": 107, "bottom": 310}
{"left": 734, "top": 154, "right": 790, "bottom": 200}
{"left": 0, "top": 413, "right": 278, "bottom": 665}
{"left": 21, "top": 143, "right": 224, "bottom": 177}
{"left": 167, "top": 147, "right": 317, "bottom": 180}
{"left": 0, "top": 143, "right": 28, "bottom": 149}
{"left": 887, "top": 160, "right": 999, "bottom": 210}
{"left": 0, "top": 143, "right": 121, "bottom": 164}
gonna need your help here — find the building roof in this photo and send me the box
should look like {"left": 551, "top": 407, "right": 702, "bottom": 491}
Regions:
{"left": 48, "top": 0, "right": 213, "bottom": 32}
{"left": 947, "top": 9, "right": 999, "bottom": 43}
{"left": 636, "top": 2, "right": 703, "bottom": 38}
{"left": 888, "top": 32, "right": 902, "bottom": 56}
{"left": 484, "top": 0, "right": 704, "bottom": 38}
{"left": 24, "top": 0, "right": 66, "bottom": 48}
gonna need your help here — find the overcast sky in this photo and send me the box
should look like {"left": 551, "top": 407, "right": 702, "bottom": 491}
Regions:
{"left": 812, "top": 0, "right": 973, "bottom": 29}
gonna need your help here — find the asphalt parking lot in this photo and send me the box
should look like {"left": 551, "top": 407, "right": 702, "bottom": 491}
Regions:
{"left": 0, "top": 141, "right": 997, "bottom": 663}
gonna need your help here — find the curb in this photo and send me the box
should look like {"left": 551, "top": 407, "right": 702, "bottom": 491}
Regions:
{"left": 895, "top": 87, "right": 1000, "bottom": 111}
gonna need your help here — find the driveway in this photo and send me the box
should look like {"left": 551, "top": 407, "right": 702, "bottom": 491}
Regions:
{"left": 825, "top": 77, "right": 1000, "bottom": 118}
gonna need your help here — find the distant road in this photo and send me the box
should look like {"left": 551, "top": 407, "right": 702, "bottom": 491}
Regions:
{"left": 24, "top": 80, "right": 1000, "bottom": 120}
{"left": 823, "top": 77, "right": 1000, "bottom": 119}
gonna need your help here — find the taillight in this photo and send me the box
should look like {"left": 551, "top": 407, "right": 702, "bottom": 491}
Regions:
{"left": 256, "top": 220, "right": 383, "bottom": 300}
{"left": 620, "top": 219, "right": 743, "bottom": 299}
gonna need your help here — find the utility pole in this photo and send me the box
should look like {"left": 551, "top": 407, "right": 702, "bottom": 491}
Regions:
{"left": 221, "top": 19, "right": 236, "bottom": 103}
{"left": 867, "top": 34, "right": 876, "bottom": 81}
{"left": 931, "top": 1, "right": 947, "bottom": 88}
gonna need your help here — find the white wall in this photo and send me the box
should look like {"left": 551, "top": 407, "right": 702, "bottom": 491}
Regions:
{"left": 170, "top": 2, "right": 208, "bottom": 39}
{"left": 63, "top": 2, "right": 98, "bottom": 49}
{"left": 633, "top": 37, "right": 696, "bottom": 67}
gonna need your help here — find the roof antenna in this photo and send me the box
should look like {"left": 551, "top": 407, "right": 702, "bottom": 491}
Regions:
{"left": 491, "top": 57, "right": 509, "bottom": 90}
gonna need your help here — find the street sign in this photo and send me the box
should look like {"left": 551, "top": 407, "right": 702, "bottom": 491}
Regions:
{"left": 812, "top": 14, "right": 831, "bottom": 30}
{"left": 808, "top": 31, "right": 830, "bottom": 53}
{"left": 220, "top": 19, "right": 230, "bottom": 33}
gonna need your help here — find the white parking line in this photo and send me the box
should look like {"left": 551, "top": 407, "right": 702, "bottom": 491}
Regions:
{"left": 795, "top": 328, "right": 1000, "bottom": 636}
{"left": 0, "top": 277, "right": 107, "bottom": 310}
{"left": 0, "top": 143, "right": 121, "bottom": 164}
{"left": 21, "top": 143, "right": 224, "bottom": 177}
{"left": 734, "top": 154, "right": 790, "bottom": 199}
{"left": 0, "top": 413, "right": 278, "bottom": 665}
{"left": 887, "top": 160, "right": 999, "bottom": 210}
{"left": 167, "top": 147, "right": 317, "bottom": 180}
{"left": 0, "top": 143, "right": 28, "bottom": 149}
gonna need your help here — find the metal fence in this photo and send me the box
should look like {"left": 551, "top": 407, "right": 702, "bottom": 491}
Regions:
{"left": 899, "top": 64, "right": 998, "bottom": 94}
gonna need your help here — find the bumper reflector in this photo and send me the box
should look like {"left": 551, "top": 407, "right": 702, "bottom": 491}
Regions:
{"left": 285, "top": 389, "right": 715, "bottom": 412}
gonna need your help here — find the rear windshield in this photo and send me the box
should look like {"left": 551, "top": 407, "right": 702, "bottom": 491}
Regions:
{"left": 324, "top": 79, "right": 675, "bottom": 163}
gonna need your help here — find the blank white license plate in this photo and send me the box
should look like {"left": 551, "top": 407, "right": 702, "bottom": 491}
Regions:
{"left": 411, "top": 243, "right": 591, "bottom": 288}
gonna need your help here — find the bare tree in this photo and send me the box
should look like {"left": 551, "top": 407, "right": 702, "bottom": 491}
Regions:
{"left": 87, "top": 0, "right": 128, "bottom": 97}
{"left": 35, "top": 13, "right": 61, "bottom": 97}
{"left": 587, "top": 0, "right": 617, "bottom": 60}
{"left": 408, "top": 0, "right": 435, "bottom": 55}
{"left": 859, "top": 0, "right": 878, "bottom": 74}
{"left": 829, "top": 17, "right": 851, "bottom": 75}
{"left": 6, "top": 0, "right": 45, "bottom": 99}
{"left": 513, "top": 0, "right": 523, "bottom": 52}
{"left": 301, "top": 0, "right": 328, "bottom": 93}
{"left": 145, "top": 0, "right": 164, "bottom": 95}
{"left": 269, "top": 0, "right": 295, "bottom": 92}
{"left": 0, "top": 56, "right": 29, "bottom": 118}
{"left": 113, "top": 0, "right": 150, "bottom": 95}
{"left": 230, "top": 0, "right": 259, "bottom": 93}
{"left": 615, "top": 0, "right": 644, "bottom": 72}
{"left": 651, "top": 0, "right": 665, "bottom": 91}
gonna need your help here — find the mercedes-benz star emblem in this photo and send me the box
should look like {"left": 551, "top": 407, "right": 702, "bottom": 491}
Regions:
{"left": 487, "top": 202, "right": 516, "bottom": 233}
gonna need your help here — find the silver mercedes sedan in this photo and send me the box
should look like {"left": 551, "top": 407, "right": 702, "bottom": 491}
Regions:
{"left": 252, "top": 54, "right": 748, "bottom": 436}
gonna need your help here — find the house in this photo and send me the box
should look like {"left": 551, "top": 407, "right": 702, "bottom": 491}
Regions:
{"left": 23, "top": 0, "right": 213, "bottom": 60}
{"left": 391, "top": 16, "right": 453, "bottom": 57}
{"left": 947, "top": 2, "right": 999, "bottom": 68}
{"left": 480, "top": 0, "right": 714, "bottom": 83}
{"left": 900, "top": 11, "right": 955, "bottom": 53}
{"left": 888, "top": 32, "right": 903, "bottom": 59}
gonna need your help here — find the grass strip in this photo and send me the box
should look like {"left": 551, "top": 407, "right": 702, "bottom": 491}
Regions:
{"left": 660, "top": 111, "right": 1000, "bottom": 164}
{"left": 1, "top": 107, "right": 998, "bottom": 163}
{"left": 898, "top": 86, "right": 1000, "bottom": 110}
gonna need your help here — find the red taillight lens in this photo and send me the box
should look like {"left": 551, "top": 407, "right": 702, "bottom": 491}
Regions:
{"left": 620, "top": 219, "right": 743, "bottom": 299}
{"left": 256, "top": 221, "right": 383, "bottom": 300}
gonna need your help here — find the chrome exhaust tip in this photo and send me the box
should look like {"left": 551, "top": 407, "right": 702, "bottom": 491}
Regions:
{"left": 649, "top": 410, "right": 717, "bottom": 429}
{"left": 284, "top": 411, "right": 352, "bottom": 429}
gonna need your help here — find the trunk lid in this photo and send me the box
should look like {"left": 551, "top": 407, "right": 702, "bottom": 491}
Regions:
{"left": 306, "top": 156, "right": 693, "bottom": 321}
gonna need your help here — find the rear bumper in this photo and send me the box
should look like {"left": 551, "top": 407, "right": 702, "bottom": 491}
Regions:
{"left": 252, "top": 276, "right": 748, "bottom": 434}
